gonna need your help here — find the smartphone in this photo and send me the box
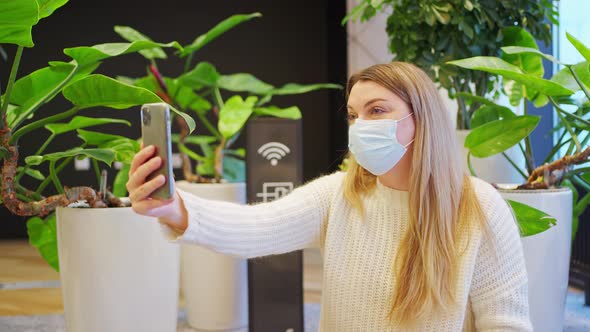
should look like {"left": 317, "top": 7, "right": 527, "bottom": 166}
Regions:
{"left": 141, "top": 103, "right": 174, "bottom": 200}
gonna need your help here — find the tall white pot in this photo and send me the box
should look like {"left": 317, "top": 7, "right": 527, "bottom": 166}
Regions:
{"left": 456, "top": 130, "right": 525, "bottom": 184}
{"left": 56, "top": 206, "right": 180, "bottom": 332}
{"left": 499, "top": 188, "right": 572, "bottom": 332}
{"left": 176, "top": 181, "right": 248, "bottom": 331}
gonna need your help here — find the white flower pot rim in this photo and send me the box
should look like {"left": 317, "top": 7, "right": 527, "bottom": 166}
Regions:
{"left": 496, "top": 186, "right": 571, "bottom": 194}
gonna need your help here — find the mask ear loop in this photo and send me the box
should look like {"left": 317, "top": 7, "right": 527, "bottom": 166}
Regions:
{"left": 398, "top": 112, "right": 414, "bottom": 148}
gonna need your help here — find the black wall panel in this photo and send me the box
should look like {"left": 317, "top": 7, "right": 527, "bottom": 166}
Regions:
{"left": 0, "top": 0, "right": 348, "bottom": 238}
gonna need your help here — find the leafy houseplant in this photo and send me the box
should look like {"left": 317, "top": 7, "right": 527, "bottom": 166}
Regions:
{"left": 343, "top": 0, "right": 557, "bottom": 129}
{"left": 448, "top": 29, "right": 590, "bottom": 238}
{"left": 110, "top": 15, "right": 341, "bottom": 331}
{"left": 113, "top": 14, "right": 341, "bottom": 183}
{"left": 0, "top": 0, "right": 196, "bottom": 270}
{"left": 448, "top": 30, "right": 590, "bottom": 331}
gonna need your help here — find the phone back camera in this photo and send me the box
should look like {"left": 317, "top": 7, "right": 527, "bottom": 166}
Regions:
{"left": 142, "top": 110, "right": 151, "bottom": 126}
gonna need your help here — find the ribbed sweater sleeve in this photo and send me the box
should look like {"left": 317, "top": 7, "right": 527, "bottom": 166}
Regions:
{"left": 163, "top": 172, "right": 343, "bottom": 259}
{"left": 469, "top": 180, "right": 533, "bottom": 331}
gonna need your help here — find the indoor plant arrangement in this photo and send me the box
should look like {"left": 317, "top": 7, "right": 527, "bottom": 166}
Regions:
{"left": 448, "top": 30, "right": 590, "bottom": 332}
{"left": 343, "top": 0, "right": 558, "bottom": 183}
{"left": 111, "top": 14, "right": 341, "bottom": 331}
{"left": 0, "top": 1, "right": 196, "bottom": 331}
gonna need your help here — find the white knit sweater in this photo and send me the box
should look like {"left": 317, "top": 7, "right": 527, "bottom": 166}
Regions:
{"left": 166, "top": 172, "right": 532, "bottom": 331}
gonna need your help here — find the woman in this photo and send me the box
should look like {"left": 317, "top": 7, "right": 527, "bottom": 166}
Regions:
{"left": 127, "top": 62, "right": 531, "bottom": 331}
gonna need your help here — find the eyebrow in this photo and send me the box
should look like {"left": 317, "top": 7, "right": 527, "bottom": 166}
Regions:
{"left": 346, "top": 98, "right": 388, "bottom": 111}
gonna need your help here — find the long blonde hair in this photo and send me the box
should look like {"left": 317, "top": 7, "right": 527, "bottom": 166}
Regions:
{"left": 343, "top": 62, "right": 486, "bottom": 328}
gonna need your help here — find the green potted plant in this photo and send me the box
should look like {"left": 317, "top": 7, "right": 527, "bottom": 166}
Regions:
{"left": 0, "top": 1, "right": 197, "bottom": 331}
{"left": 343, "top": 0, "right": 557, "bottom": 183}
{"left": 112, "top": 14, "right": 341, "bottom": 331}
{"left": 448, "top": 30, "right": 590, "bottom": 332}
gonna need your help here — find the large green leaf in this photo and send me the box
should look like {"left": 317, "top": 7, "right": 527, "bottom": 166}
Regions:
{"left": 171, "top": 134, "right": 217, "bottom": 145}
{"left": 113, "top": 26, "right": 167, "bottom": 60}
{"left": 100, "top": 138, "right": 138, "bottom": 163}
{"left": 165, "top": 78, "right": 211, "bottom": 113}
{"left": 465, "top": 115, "right": 540, "bottom": 158}
{"left": 17, "top": 166, "right": 45, "bottom": 181}
{"left": 25, "top": 147, "right": 116, "bottom": 166}
{"left": 502, "top": 79, "right": 525, "bottom": 106}
{"left": 27, "top": 214, "right": 59, "bottom": 272}
{"left": 45, "top": 116, "right": 130, "bottom": 135}
{"left": 37, "top": 0, "right": 69, "bottom": 20}
{"left": 508, "top": 200, "right": 557, "bottom": 237}
{"left": 218, "top": 95, "right": 257, "bottom": 138}
{"left": 113, "top": 164, "right": 131, "bottom": 197}
{"left": 267, "top": 83, "right": 342, "bottom": 96}
{"left": 77, "top": 129, "right": 128, "bottom": 146}
{"left": 470, "top": 105, "right": 516, "bottom": 129}
{"left": 180, "top": 13, "right": 261, "bottom": 57}
{"left": 178, "top": 62, "right": 220, "bottom": 88}
{"left": 0, "top": 0, "right": 39, "bottom": 47}
{"left": 77, "top": 130, "right": 139, "bottom": 163}
{"left": 448, "top": 57, "right": 574, "bottom": 96}
{"left": 63, "top": 74, "right": 161, "bottom": 109}
{"left": 218, "top": 73, "right": 274, "bottom": 94}
{"left": 567, "top": 32, "right": 590, "bottom": 63}
{"left": 551, "top": 62, "right": 590, "bottom": 92}
{"left": 64, "top": 41, "right": 182, "bottom": 67}
{"left": 501, "top": 46, "right": 563, "bottom": 65}
{"left": 501, "top": 27, "right": 544, "bottom": 76}
{"left": 254, "top": 106, "right": 302, "bottom": 119}
{"left": 8, "top": 61, "right": 100, "bottom": 128}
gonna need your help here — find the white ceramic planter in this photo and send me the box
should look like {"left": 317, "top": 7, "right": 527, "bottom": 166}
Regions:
{"left": 456, "top": 130, "right": 526, "bottom": 184}
{"left": 499, "top": 187, "right": 572, "bottom": 332}
{"left": 56, "top": 206, "right": 180, "bottom": 332}
{"left": 175, "top": 181, "right": 248, "bottom": 331}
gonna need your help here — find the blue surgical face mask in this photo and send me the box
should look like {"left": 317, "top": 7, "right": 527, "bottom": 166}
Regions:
{"left": 348, "top": 113, "right": 414, "bottom": 176}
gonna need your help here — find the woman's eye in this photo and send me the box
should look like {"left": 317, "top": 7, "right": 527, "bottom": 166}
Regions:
{"left": 371, "top": 107, "right": 386, "bottom": 115}
{"left": 346, "top": 113, "right": 357, "bottom": 121}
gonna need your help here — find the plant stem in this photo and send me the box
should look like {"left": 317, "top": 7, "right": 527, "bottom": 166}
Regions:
{"left": 91, "top": 159, "right": 101, "bottom": 185}
{"left": 15, "top": 134, "right": 55, "bottom": 183}
{"left": 549, "top": 96, "right": 590, "bottom": 127}
{"left": 568, "top": 65, "right": 590, "bottom": 100}
{"left": 453, "top": 79, "right": 469, "bottom": 129}
{"left": 502, "top": 152, "right": 529, "bottom": 180}
{"left": 213, "top": 87, "right": 225, "bottom": 109}
{"left": 183, "top": 52, "right": 194, "bottom": 74}
{"left": 35, "top": 143, "right": 87, "bottom": 195}
{"left": 16, "top": 193, "right": 33, "bottom": 202}
{"left": 10, "top": 107, "right": 78, "bottom": 144}
{"left": 49, "top": 160, "right": 64, "bottom": 195}
{"left": 523, "top": 101, "right": 536, "bottom": 173}
{"left": 16, "top": 185, "right": 43, "bottom": 201}
{"left": 574, "top": 192, "right": 590, "bottom": 217}
{"left": 178, "top": 143, "right": 207, "bottom": 162}
{"left": 196, "top": 111, "right": 222, "bottom": 138}
{"left": 1, "top": 46, "right": 24, "bottom": 130}
{"left": 573, "top": 174, "right": 590, "bottom": 192}
{"left": 467, "top": 152, "right": 478, "bottom": 177}
{"left": 555, "top": 107, "right": 581, "bottom": 152}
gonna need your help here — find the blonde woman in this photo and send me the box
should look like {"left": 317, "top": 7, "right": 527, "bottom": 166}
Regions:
{"left": 127, "top": 62, "right": 531, "bottom": 331}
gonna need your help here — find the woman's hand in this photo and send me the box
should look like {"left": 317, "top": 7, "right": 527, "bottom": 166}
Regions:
{"left": 127, "top": 143, "right": 188, "bottom": 231}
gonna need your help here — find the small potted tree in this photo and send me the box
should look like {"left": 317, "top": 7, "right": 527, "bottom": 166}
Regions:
{"left": 0, "top": 1, "right": 196, "bottom": 331}
{"left": 112, "top": 14, "right": 341, "bottom": 331}
{"left": 448, "top": 31, "right": 590, "bottom": 331}
{"left": 343, "top": 0, "right": 557, "bottom": 183}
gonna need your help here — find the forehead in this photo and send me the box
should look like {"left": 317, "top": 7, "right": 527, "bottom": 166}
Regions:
{"left": 347, "top": 80, "right": 406, "bottom": 107}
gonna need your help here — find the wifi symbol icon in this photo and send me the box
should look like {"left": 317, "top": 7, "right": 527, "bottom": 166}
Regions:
{"left": 257, "top": 142, "right": 291, "bottom": 166}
